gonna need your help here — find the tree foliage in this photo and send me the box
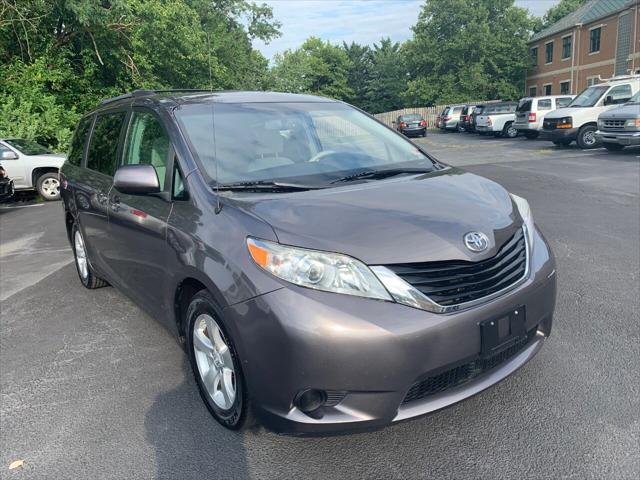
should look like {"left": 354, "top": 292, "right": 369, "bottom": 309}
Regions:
{"left": 0, "top": 0, "right": 280, "bottom": 150}
{"left": 536, "top": 0, "right": 589, "bottom": 32}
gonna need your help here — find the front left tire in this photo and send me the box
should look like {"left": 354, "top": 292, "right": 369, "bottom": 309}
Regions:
{"left": 72, "top": 223, "right": 108, "bottom": 289}
{"left": 186, "top": 290, "right": 251, "bottom": 430}
{"left": 36, "top": 172, "right": 60, "bottom": 201}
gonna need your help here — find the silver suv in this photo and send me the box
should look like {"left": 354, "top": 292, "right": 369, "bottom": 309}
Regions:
{"left": 514, "top": 96, "right": 574, "bottom": 139}
{"left": 0, "top": 138, "right": 66, "bottom": 200}
{"left": 439, "top": 105, "right": 466, "bottom": 131}
{"left": 596, "top": 90, "right": 640, "bottom": 151}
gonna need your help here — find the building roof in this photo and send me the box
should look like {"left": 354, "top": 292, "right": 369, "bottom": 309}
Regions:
{"left": 530, "top": 0, "right": 634, "bottom": 43}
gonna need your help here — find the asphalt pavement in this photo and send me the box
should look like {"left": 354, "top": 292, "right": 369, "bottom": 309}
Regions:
{"left": 1, "top": 133, "right": 639, "bottom": 479}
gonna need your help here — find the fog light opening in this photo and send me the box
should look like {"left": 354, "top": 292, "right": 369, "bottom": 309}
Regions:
{"left": 294, "top": 389, "right": 327, "bottom": 414}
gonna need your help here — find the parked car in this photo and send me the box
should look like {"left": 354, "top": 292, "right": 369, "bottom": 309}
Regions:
{"left": 543, "top": 75, "right": 640, "bottom": 149}
{"left": 596, "top": 90, "right": 640, "bottom": 151}
{"left": 61, "top": 89, "right": 556, "bottom": 433}
{"left": 0, "top": 138, "right": 66, "bottom": 200}
{"left": 0, "top": 164, "right": 14, "bottom": 202}
{"left": 435, "top": 108, "right": 446, "bottom": 128}
{"left": 469, "top": 104, "right": 486, "bottom": 132}
{"left": 475, "top": 102, "right": 519, "bottom": 138}
{"left": 514, "top": 95, "right": 574, "bottom": 139}
{"left": 395, "top": 113, "right": 427, "bottom": 137}
{"left": 439, "top": 104, "right": 466, "bottom": 131}
{"left": 459, "top": 105, "right": 478, "bottom": 132}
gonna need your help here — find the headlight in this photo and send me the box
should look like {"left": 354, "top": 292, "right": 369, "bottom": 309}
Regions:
{"left": 510, "top": 194, "right": 534, "bottom": 249}
{"left": 557, "top": 117, "right": 573, "bottom": 129}
{"left": 247, "top": 238, "right": 392, "bottom": 300}
{"left": 597, "top": 119, "right": 605, "bottom": 128}
{"left": 625, "top": 118, "right": 640, "bottom": 130}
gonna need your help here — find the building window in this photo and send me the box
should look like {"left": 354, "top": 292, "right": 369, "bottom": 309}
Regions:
{"left": 529, "top": 86, "right": 537, "bottom": 97}
{"left": 543, "top": 84, "right": 552, "bottom": 95}
{"left": 587, "top": 76, "right": 600, "bottom": 86}
{"left": 589, "top": 27, "right": 601, "bottom": 53}
{"left": 560, "top": 81, "right": 570, "bottom": 94}
{"left": 545, "top": 42, "right": 553, "bottom": 63}
{"left": 562, "top": 36, "right": 572, "bottom": 59}
{"left": 530, "top": 47, "right": 538, "bottom": 66}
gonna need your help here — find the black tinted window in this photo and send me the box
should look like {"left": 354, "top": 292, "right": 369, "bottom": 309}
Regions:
{"left": 87, "top": 112, "right": 126, "bottom": 176}
{"left": 517, "top": 100, "right": 532, "bottom": 112}
{"left": 68, "top": 117, "right": 93, "bottom": 166}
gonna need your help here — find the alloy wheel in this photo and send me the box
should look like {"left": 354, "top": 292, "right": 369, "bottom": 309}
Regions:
{"left": 193, "top": 314, "right": 236, "bottom": 410}
{"left": 41, "top": 178, "right": 60, "bottom": 198}
{"left": 582, "top": 130, "right": 596, "bottom": 146}
{"left": 74, "top": 230, "right": 88, "bottom": 280}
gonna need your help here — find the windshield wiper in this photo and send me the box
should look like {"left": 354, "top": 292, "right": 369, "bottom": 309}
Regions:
{"left": 216, "top": 180, "right": 323, "bottom": 192}
{"left": 330, "top": 167, "right": 433, "bottom": 184}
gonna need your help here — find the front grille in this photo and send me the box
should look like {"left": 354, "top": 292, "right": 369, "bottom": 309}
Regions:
{"left": 402, "top": 330, "right": 536, "bottom": 404}
{"left": 602, "top": 119, "right": 625, "bottom": 130}
{"left": 385, "top": 228, "right": 527, "bottom": 307}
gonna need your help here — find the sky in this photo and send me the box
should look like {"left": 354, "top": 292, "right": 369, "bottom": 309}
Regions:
{"left": 253, "top": 0, "right": 561, "bottom": 59}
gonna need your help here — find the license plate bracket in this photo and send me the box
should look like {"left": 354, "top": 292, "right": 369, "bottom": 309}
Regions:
{"left": 480, "top": 306, "right": 526, "bottom": 356}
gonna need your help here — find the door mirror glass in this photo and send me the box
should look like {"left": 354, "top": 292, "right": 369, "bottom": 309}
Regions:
{"left": 114, "top": 164, "right": 160, "bottom": 195}
{"left": 0, "top": 150, "right": 18, "bottom": 160}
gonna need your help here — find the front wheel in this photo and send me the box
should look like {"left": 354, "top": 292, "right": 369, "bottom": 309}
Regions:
{"left": 36, "top": 172, "right": 60, "bottom": 201}
{"left": 576, "top": 125, "right": 600, "bottom": 149}
{"left": 186, "top": 290, "right": 251, "bottom": 430}
{"left": 603, "top": 143, "right": 624, "bottom": 151}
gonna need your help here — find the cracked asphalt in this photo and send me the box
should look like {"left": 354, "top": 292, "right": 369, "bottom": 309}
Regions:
{"left": 1, "top": 133, "right": 639, "bottom": 479}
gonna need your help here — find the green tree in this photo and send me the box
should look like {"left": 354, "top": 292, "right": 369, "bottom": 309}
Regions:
{"left": 365, "top": 38, "right": 407, "bottom": 113}
{"left": 404, "top": 0, "right": 534, "bottom": 106}
{"left": 269, "top": 37, "right": 353, "bottom": 100}
{"left": 0, "top": 0, "right": 280, "bottom": 150}
{"left": 342, "top": 41, "right": 373, "bottom": 108}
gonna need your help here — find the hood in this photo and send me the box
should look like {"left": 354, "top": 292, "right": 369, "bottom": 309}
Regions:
{"left": 231, "top": 169, "right": 521, "bottom": 265}
{"left": 29, "top": 154, "right": 66, "bottom": 167}
{"left": 598, "top": 104, "right": 640, "bottom": 119}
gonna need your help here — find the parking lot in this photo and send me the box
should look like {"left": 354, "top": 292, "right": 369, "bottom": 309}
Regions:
{"left": 1, "top": 133, "right": 639, "bottom": 479}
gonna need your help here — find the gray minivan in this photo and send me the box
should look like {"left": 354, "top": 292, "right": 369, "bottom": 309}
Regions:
{"left": 60, "top": 90, "right": 557, "bottom": 433}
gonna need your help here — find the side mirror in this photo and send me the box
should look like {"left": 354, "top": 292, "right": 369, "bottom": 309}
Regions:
{"left": 114, "top": 164, "right": 160, "bottom": 195}
{"left": 604, "top": 95, "right": 614, "bottom": 105}
{"left": 1, "top": 150, "right": 18, "bottom": 160}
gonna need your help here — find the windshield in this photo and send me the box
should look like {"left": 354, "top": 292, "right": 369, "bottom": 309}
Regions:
{"left": 626, "top": 91, "right": 640, "bottom": 104}
{"left": 568, "top": 86, "right": 608, "bottom": 107}
{"left": 4, "top": 138, "right": 52, "bottom": 155}
{"left": 175, "top": 102, "right": 435, "bottom": 186}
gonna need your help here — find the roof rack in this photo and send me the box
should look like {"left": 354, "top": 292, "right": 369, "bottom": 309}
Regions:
{"left": 99, "top": 88, "right": 215, "bottom": 106}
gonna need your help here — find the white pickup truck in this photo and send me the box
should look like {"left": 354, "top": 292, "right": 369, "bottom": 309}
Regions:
{"left": 0, "top": 138, "right": 66, "bottom": 200}
{"left": 474, "top": 102, "right": 519, "bottom": 138}
{"left": 542, "top": 75, "right": 640, "bottom": 149}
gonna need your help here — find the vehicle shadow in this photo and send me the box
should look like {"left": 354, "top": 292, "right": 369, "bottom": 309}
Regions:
{"left": 144, "top": 357, "right": 250, "bottom": 480}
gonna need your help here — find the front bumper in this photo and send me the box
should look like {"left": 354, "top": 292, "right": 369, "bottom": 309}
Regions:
{"left": 401, "top": 127, "right": 426, "bottom": 136}
{"left": 476, "top": 125, "right": 494, "bottom": 133}
{"left": 543, "top": 127, "right": 578, "bottom": 142}
{"left": 595, "top": 130, "right": 640, "bottom": 146}
{"left": 225, "top": 229, "right": 556, "bottom": 433}
{"left": 514, "top": 123, "right": 539, "bottom": 132}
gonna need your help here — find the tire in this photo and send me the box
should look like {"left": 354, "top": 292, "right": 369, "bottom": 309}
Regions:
{"left": 72, "top": 223, "right": 109, "bottom": 289}
{"left": 603, "top": 143, "right": 624, "bottom": 151}
{"left": 457, "top": 123, "right": 465, "bottom": 133}
{"left": 36, "top": 172, "right": 60, "bottom": 201}
{"left": 524, "top": 131, "right": 539, "bottom": 140}
{"left": 186, "top": 290, "right": 251, "bottom": 430}
{"left": 503, "top": 122, "right": 518, "bottom": 139}
{"left": 576, "top": 125, "right": 600, "bottom": 149}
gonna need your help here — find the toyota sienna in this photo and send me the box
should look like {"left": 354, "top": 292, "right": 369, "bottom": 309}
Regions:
{"left": 60, "top": 90, "right": 557, "bottom": 433}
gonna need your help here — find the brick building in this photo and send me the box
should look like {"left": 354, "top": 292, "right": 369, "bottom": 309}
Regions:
{"left": 526, "top": 0, "right": 639, "bottom": 97}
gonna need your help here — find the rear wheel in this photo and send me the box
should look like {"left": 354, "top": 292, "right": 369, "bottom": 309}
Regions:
{"left": 524, "top": 131, "right": 539, "bottom": 140}
{"left": 503, "top": 122, "right": 518, "bottom": 138}
{"left": 576, "top": 125, "right": 600, "bottom": 149}
{"left": 603, "top": 143, "right": 624, "bottom": 151}
{"left": 457, "top": 123, "right": 465, "bottom": 133}
{"left": 36, "top": 172, "right": 60, "bottom": 201}
{"left": 186, "top": 290, "right": 251, "bottom": 430}
{"left": 72, "top": 224, "right": 108, "bottom": 289}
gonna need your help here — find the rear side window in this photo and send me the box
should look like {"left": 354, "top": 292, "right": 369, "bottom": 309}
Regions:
{"left": 123, "top": 112, "right": 170, "bottom": 190}
{"left": 67, "top": 117, "right": 93, "bottom": 166}
{"left": 87, "top": 112, "right": 126, "bottom": 176}
{"left": 537, "top": 99, "right": 552, "bottom": 110}
{"left": 517, "top": 100, "right": 532, "bottom": 112}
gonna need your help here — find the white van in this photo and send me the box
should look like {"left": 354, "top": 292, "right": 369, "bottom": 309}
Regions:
{"left": 514, "top": 95, "right": 574, "bottom": 139}
{"left": 542, "top": 75, "right": 640, "bottom": 149}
